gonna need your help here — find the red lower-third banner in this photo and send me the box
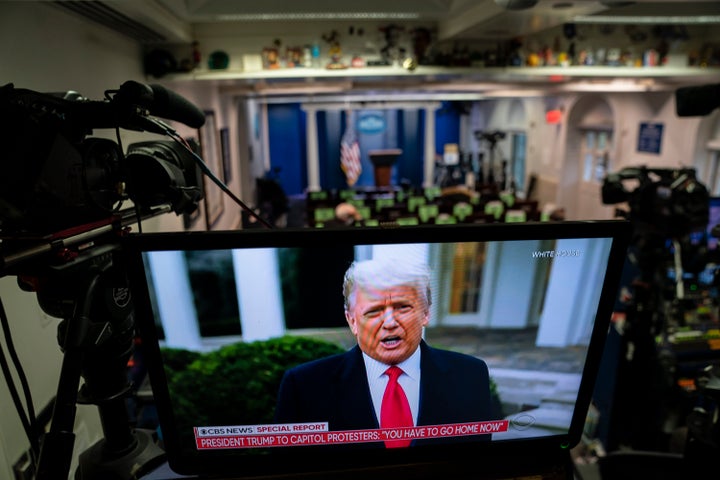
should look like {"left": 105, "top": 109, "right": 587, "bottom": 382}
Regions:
{"left": 194, "top": 420, "right": 509, "bottom": 450}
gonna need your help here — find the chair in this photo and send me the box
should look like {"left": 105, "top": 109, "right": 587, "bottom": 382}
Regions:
{"left": 407, "top": 196, "right": 427, "bottom": 212}
{"left": 308, "top": 190, "right": 329, "bottom": 201}
{"left": 499, "top": 191, "right": 515, "bottom": 207}
{"left": 338, "top": 189, "right": 355, "bottom": 200}
{"left": 418, "top": 204, "right": 439, "bottom": 223}
{"left": 504, "top": 209, "right": 527, "bottom": 223}
{"left": 396, "top": 217, "right": 419, "bottom": 226}
{"left": 424, "top": 186, "right": 442, "bottom": 201}
{"left": 313, "top": 207, "right": 335, "bottom": 225}
{"left": 435, "top": 214, "right": 457, "bottom": 225}
{"left": 375, "top": 197, "right": 395, "bottom": 212}
{"left": 356, "top": 206, "right": 371, "bottom": 221}
{"left": 452, "top": 202, "right": 474, "bottom": 222}
{"left": 512, "top": 200, "right": 540, "bottom": 221}
{"left": 484, "top": 200, "right": 505, "bottom": 220}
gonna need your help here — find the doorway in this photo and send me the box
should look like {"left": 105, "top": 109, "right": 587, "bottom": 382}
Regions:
{"left": 563, "top": 97, "right": 617, "bottom": 220}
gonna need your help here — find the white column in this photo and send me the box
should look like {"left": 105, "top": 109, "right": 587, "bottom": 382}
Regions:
{"left": 302, "top": 106, "right": 321, "bottom": 191}
{"left": 260, "top": 101, "right": 271, "bottom": 174}
{"left": 481, "top": 240, "right": 543, "bottom": 328}
{"left": 232, "top": 248, "right": 286, "bottom": 341}
{"left": 536, "top": 238, "right": 612, "bottom": 347}
{"left": 147, "top": 251, "right": 203, "bottom": 351}
{"left": 423, "top": 106, "right": 437, "bottom": 188}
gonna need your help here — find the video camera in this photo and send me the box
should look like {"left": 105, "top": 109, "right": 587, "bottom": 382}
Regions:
{"left": 475, "top": 130, "right": 506, "bottom": 144}
{"left": 601, "top": 166, "right": 709, "bottom": 239}
{"left": 0, "top": 81, "right": 204, "bottom": 245}
{"left": 0, "top": 81, "right": 210, "bottom": 478}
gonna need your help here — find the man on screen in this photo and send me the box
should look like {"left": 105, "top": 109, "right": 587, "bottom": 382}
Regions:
{"left": 274, "top": 258, "right": 493, "bottom": 448}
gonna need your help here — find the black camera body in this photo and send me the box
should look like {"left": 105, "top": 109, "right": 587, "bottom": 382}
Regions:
{"left": 0, "top": 82, "right": 204, "bottom": 238}
{"left": 602, "top": 166, "right": 709, "bottom": 239}
{"left": 475, "top": 130, "right": 507, "bottom": 144}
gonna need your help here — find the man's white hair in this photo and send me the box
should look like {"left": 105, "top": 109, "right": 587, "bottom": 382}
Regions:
{"left": 342, "top": 258, "right": 432, "bottom": 311}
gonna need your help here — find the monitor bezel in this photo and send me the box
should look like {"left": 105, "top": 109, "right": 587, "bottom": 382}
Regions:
{"left": 121, "top": 220, "right": 631, "bottom": 478}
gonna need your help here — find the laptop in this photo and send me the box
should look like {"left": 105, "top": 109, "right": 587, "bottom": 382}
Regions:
{"left": 122, "top": 220, "right": 631, "bottom": 479}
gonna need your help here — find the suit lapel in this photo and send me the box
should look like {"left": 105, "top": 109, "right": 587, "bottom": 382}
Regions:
{"left": 331, "top": 345, "right": 379, "bottom": 429}
{"left": 417, "top": 341, "right": 451, "bottom": 426}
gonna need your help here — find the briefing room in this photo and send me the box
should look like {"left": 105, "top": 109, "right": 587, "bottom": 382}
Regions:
{"left": 1, "top": 1, "right": 720, "bottom": 479}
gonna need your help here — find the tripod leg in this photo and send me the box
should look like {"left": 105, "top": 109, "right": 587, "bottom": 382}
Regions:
{"left": 35, "top": 331, "right": 85, "bottom": 479}
{"left": 30, "top": 247, "right": 165, "bottom": 479}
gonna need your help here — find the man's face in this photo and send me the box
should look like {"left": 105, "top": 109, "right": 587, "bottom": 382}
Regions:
{"left": 345, "top": 283, "right": 429, "bottom": 365}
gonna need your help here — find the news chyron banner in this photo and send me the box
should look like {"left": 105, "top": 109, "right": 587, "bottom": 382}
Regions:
{"left": 195, "top": 420, "right": 509, "bottom": 449}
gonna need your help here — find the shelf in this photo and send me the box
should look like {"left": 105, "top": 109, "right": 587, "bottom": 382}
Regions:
{"left": 155, "top": 65, "right": 720, "bottom": 97}
{"left": 162, "top": 65, "right": 720, "bottom": 82}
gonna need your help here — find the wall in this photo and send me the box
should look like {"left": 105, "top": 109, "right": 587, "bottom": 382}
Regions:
{"left": 469, "top": 90, "right": 717, "bottom": 220}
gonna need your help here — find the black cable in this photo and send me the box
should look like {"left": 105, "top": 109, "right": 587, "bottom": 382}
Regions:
{"left": 134, "top": 203, "right": 144, "bottom": 233}
{"left": 164, "top": 124, "right": 275, "bottom": 229}
{"left": 0, "top": 296, "right": 40, "bottom": 459}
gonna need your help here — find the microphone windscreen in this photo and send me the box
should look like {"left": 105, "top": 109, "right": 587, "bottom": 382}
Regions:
{"left": 676, "top": 83, "right": 720, "bottom": 117}
{"left": 149, "top": 84, "right": 206, "bottom": 128}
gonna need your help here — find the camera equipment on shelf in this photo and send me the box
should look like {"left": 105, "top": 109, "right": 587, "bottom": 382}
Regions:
{"left": 473, "top": 130, "right": 509, "bottom": 190}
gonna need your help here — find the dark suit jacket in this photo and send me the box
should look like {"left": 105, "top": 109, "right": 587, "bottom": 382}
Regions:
{"left": 273, "top": 340, "right": 493, "bottom": 447}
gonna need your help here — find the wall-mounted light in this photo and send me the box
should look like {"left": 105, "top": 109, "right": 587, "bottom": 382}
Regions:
{"left": 545, "top": 109, "right": 563, "bottom": 124}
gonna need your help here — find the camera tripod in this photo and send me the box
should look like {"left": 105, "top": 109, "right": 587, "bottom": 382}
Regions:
{"left": 20, "top": 242, "right": 165, "bottom": 479}
{"left": 474, "top": 130, "right": 508, "bottom": 190}
{"left": 598, "top": 229, "right": 719, "bottom": 478}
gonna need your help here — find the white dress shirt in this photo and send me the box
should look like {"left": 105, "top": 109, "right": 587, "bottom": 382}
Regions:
{"left": 361, "top": 347, "right": 422, "bottom": 426}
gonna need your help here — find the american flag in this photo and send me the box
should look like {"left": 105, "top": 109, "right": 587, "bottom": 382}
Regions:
{"left": 340, "top": 111, "right": 362, "bottom": 186}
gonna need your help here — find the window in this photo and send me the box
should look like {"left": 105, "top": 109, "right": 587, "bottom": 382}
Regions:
{"left": 582, "top": 130, "right": 613, "bottom": 183}
{"left": 703, "top": 141, "right": 720, "bottom": 195}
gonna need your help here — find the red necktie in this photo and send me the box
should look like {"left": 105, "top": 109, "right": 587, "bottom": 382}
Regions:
{"left": 380, "top": 366, "right": 413, "bottom": 448}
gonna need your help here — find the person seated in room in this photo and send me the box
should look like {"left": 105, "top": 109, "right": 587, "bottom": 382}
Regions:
{"left": 323, "top": 202, "right": 363, "bottom": 228}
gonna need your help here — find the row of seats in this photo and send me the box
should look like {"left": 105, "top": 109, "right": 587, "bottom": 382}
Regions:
{"left": 307, "top": 185, "right": 540, "bottom": 228}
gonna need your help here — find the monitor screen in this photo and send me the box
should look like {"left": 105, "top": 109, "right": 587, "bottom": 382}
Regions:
{"left": 122, "top": 221, "right": 631, "bottom": 478}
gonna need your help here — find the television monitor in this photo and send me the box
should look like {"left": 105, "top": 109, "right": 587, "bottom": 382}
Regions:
{"left": 122, "top": 220, "right": 631, "bottom": 479}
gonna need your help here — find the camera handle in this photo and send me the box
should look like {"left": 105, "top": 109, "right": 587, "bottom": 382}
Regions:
{"left": 27, "top": 244, "right": 165, "bottom": 479}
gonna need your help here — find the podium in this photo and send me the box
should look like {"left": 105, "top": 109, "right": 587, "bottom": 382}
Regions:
{"left": 368, "top": 149, "right": 402, "bottom": 187}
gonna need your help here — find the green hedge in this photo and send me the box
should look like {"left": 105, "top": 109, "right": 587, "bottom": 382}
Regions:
{"left": 160, "top": 336, "right": 504, "bottom": 443}
{"left": 161, "top": 336, "right": 346, "bottom": 434}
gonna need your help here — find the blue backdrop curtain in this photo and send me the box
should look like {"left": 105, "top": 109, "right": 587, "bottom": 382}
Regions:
{"left": 435, "top": 101, "right": 462, "bottom": 158}
{"left": 267, "top": 103, "right": 460, "bottom": 193}
{"left": 267, "top": 103, "right": 307, "bottom": 196}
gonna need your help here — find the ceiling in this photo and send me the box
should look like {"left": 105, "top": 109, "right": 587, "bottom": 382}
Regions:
{"left": 54, "top": 0, "right": 720, "bottom": 45}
